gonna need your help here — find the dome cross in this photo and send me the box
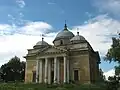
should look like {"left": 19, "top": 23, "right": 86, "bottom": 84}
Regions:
{"left": 64, "top": 20, "right": 68, "bottom": 30}
{"left": 77, "top": 28, "right": 79, "bottom": 35}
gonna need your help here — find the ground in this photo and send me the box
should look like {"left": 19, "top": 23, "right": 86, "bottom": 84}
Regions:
{"left": 0, "top": 83, "right": 107, "bottom": 90}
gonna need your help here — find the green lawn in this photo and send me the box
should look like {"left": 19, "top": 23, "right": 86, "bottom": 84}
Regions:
{"left": 0, "top": 83, "right": 108, "bottom": 90}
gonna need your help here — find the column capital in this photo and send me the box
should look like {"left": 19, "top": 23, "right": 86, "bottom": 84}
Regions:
{"left": 36, "top": 57, "right": 40, "bottom": 60}
{"left": 54, "top": 56, "right": 57, "bottom": 59}
{"left": 63, "top": 56, "right": 67, "bottom": 59}
{"left": 45, "top": 58, "right": 48, "bottom": 60}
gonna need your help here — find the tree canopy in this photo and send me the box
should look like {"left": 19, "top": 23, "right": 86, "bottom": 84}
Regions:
{"left": 0, "top": 56, "right": 25, "bottom": 82}
{"left": 106, "top": 35, "right": 120, "bottom": 77}
{"left": 106, "top": 37, "right": 120, "bottom": 63}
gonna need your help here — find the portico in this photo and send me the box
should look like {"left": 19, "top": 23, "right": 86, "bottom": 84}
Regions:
{"left": 36, "top": 56, "right": 69, "bottom": 84}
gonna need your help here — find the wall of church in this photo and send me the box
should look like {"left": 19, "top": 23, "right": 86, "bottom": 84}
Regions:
{"left": 69, "top": 52, "right": 90, "bottom": 84}
{"left": 69, "top": 43, "right": 88, "bottom": 49}
{"left": 25, "top": 57, "right": 37, "bottom": 83}
{"left": 89, "top": 51, "right": 99, "bottom": 83}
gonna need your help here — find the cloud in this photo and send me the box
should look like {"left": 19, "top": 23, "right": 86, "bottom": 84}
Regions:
{"left": 8, "top": 0, "right": 26, "bottom": 26}
{"left": 0, "top": 24, "right": 12, "bottom": 31}
{"left": 48, "top": 2, "right": 56, "bottom": 5}
{"left": 0, "top": 0, "right": 55, "bottom": 66}
{"left": 0, "top": 21, "right": 54, "bottom": 66}
{"left": 93, "top": 0, "right": 120, "bottom": 15}
{"left": 17, "top": 21, "right": 53, "bottom": 36}
{"left": 0, "top": 14, "right": 120, "bottom": 71}
{"left": 72, "top": 14, "right": 120, "bottom": 56}
{"left": 16, "top": 0, "right": 25, "bottom": 8}
{"left": 0, "top": 21, "right": 53, "bottom": 36}
{"left": 103, "top": 69, "right": 115, "bottom": 80}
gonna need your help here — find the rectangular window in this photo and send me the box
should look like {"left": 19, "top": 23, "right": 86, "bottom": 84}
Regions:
{"left": 74, "top": 70, "right": 79, "bottom": 81}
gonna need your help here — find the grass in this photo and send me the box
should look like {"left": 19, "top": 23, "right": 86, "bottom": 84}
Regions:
{"left": 0, "top": 83, "right": 108, "bottom": 90}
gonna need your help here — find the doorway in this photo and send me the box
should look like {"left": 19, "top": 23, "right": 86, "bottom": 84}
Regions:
{"left": 51, "top": 71, "right": 54, "bottom": 83}
{"left": 74, "top": 70, "right": 79, "bottom": 81}
{"left": 32, "top": 71, "right": 36, "bottom": 82}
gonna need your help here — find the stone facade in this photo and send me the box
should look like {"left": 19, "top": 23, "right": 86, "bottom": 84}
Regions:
{"left": 24, "top": 24, "right": 100, "bottom": 84}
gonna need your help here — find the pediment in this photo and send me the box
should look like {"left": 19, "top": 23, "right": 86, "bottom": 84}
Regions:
{"left": 39, "top": 46, "right": 67, "bottom": 54}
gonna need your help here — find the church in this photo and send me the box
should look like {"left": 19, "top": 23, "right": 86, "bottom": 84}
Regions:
{"left": 24, "top": 23, "right": 100, "bottom": 84}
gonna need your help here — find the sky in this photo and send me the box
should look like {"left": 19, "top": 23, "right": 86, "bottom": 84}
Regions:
{"left": 0, "top": 0, "right": 120, "bottom": 78}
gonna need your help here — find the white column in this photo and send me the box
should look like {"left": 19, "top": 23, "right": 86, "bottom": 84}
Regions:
{"left": 64, "top": 56, "right": 67, "bottom": 83}
{"left": 36, "top": 60, "right": 39, "bottom": 83}
{"left": 57, "top": 59, "right": 60, "bottom": 84}
{"left": 54, "top": 57, "right": 57, "bottom": 83}
{"left": 67, "top": 59, "right": 69, "bottom": 83}
{"left": 39, "top": 60, "right": 43, "bottom": 83}
{"left": 44, "top": 58, "right": 48, "bottom": 83}
{"left": 48, "top": 60, "right": 51, "bottom": 84}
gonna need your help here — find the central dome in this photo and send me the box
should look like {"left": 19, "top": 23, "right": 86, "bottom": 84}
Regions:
{"left": 54, "top": 24, "right": 74, "bottom": 41}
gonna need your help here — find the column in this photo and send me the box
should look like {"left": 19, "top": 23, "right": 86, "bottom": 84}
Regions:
{"left": 67, "top": 59, "right": 69, "bottom": 83}
{"left": 25, "top": 62, "right": 27, "bottom": 82}
{"left": 39, "top": 59, "right": 43, "bottom": 83}
{"left": 54, "top": 57, "right": 57, "bottom": 83}
{"left": 48, "top": 60, "right": 51, "bottom": 84}
{"left": 36, "top": 60, "right": 39, "bottom": 83}
{"left": 57, "top": 59, "right": 60, "bottom": 84}
{"left": 64, "top": 56, "right": 67, "bottom": 83}
{"left": 44, "top": 58, "right": 48, "bottom": 83}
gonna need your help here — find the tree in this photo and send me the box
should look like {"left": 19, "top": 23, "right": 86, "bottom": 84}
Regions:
{"left": 105, "top": 37, "right": 120, "bottom": 63}
{"left": 105, "top": 34, "right": 120, "bottom": 78}
{"left": 108, "top": 76, "right": 115, "bottom": 81}
{"left": 98, "top": 69, "right": 106, "bottom": 82}
{"left": 0, "top": 56, "right": 25, "bottom": 82}
{"left": 115, "top": 65, "right": 120, "bottom": 76}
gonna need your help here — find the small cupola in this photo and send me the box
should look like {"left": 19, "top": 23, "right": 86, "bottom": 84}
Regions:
{"left": 70, "top": 31, "right": 86, "bottom": 43}
{"left": 33, "top": 37, "right": 49, "bottom": 49}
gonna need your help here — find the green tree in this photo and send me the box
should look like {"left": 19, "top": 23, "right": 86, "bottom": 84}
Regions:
{"left": 115, "top": 65, "right": 120, "bottom": 76}
{"left": 105, "top": 35, "right": 120, "bottom": 75}
{"left": 105, "top": 37, "right": 120, "bottom": 63}
{"left": 0, "top": 56, "right": 25, "bottom": 82}
{"left": 98, "top": 69, "right": 106, "bottom": 82}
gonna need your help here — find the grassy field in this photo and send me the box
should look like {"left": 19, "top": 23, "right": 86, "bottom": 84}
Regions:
{"left": 0, "top": 83, "right": 108, "bottom": 90}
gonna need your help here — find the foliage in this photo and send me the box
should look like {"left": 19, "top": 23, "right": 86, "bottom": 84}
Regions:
{"left": 115, "top": 65, "right": 120, "bottom": 76}
{"left": 98, "top": 69, "right": 106, "bottom": 81}
{"left": 105, "top": 37, "right": 120, "bottom": 63}
{"left": 108, "top": 76, "right": 115, "bottom": 81}
{"left": 105, "top": 36, "right": 120, "bottom": 77}
{"left": 0, "top": 56, "right": 25, "bottom": 82}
